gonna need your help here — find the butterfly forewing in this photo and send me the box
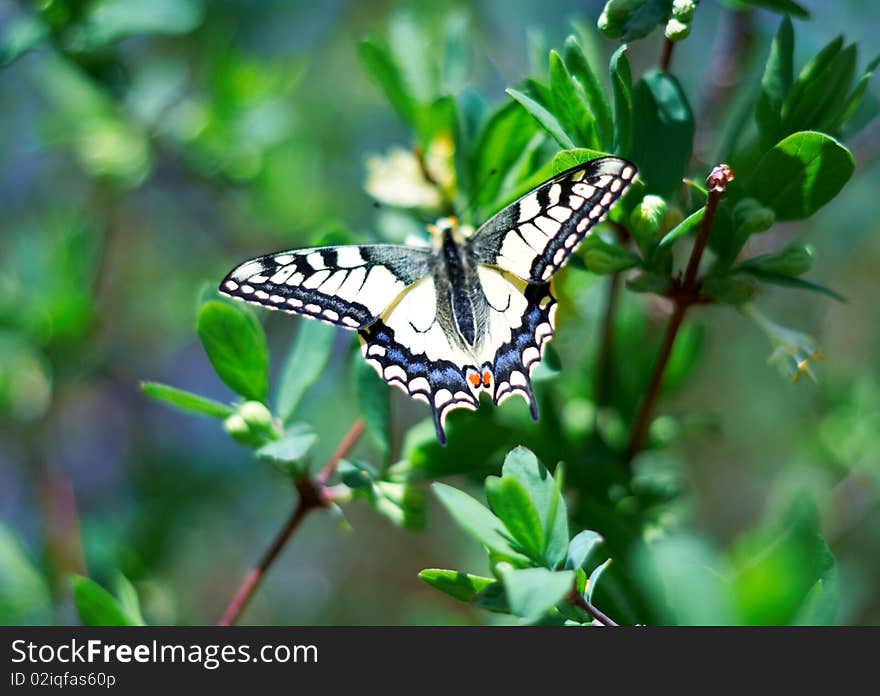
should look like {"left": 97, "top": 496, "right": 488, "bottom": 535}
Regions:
{"left": 219, "top": 245, "right": 431, "bottom": 329}
{"left": 469, "top": 156, "right": 637, "bottom": 282}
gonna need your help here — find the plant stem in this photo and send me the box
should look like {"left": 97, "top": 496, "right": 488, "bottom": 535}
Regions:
{"left": 625, "top": 165, "right": 734, "bottom": 462}
{"left": 218, "top": 419, "right": 365, "bottom": 626}
{"left": 567, "top": 589, "right": 619, "bottom": 627}
{"left": 659, "top": 38, "right": 675, "bottom": 73}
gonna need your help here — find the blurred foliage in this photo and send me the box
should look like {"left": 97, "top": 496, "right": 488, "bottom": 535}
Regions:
{"left": 1, "top": 0, "right": 879, "bottom": 626}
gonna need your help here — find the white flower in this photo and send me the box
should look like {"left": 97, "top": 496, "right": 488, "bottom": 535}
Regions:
{"left": 741, "top": 303, "right": 824, "bottom": 382}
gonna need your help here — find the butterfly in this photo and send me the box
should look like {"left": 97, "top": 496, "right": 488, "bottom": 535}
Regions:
{"left": 220, "top": 156, "right": 637, "bottom": 445}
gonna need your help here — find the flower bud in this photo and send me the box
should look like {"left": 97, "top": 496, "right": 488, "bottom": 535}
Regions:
{"left": 239, "top": 400, "right": 274, "bottom": 430}
{"left": 746, "top": 244, "right": 814, "bottom": 277}
{"left": 672, "top": 0, "right": 696, "bottom": 22}
{"left": 665, "top": 17, "right": 691, "bottom": 41}
{"left": 629, "top": 194, "right": 667, "bottom": 250}
{"left": 598, "top": 0, "right": 649, "bottom": 39}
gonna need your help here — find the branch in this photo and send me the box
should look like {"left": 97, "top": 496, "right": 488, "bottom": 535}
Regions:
{"left": 659, "top": 38, "right": 675, "bottom": 73}
{"left": 594, "top": 224, "right": 630, "bottom": 411}
{"left": 625, "top": 165, "right": 734, "bottom": 461}
{"left": 567, "top": 589, "right": 620, "bottom": 627}
{"left": 218, "top": 419, "right": 365, "bottom": 626}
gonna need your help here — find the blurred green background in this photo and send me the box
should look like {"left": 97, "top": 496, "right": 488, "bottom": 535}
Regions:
{"left": 1, "top": 0, "right": 878, "bottom": 625}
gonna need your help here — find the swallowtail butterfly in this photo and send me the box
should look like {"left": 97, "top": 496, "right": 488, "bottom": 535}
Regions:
{"left": 220, "top": 157, "right": 637, "bottom": 444}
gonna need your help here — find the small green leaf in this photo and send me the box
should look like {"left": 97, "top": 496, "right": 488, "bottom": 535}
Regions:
{"left": 732, "top": 0, "right": 810, "bottom": 19}
{"left": 140, "top": 381, "right": 233, "bottom": 419}
{"left": 736, "top": 269, "right": 847, "bottom": 302}
{"left": 70, "top": 575, "right": 137, "bottom": 627}
{"left": 486, "top": 476, "right": 545, "bottom": 560}
{"left": 501, "top": 447, "right": 569, "bottom": 568}
{"left": 0, "top": 524, "right": 52, "bottom": 624}
{"left": 756, "top": 16, "right": 794, "bottom": 149}
{"left": 748, "top": 131, "right": 855, "bottom": 221}
{"left": 549, "top": 50, "right": 597, "bottom": 148}
{"left": 832, "top": 54, "right": 880, "bottom": 135}
{"left": 359, "top": 38, "right": 416, "bottom": 127}
{"left": 432, "top": 483, "right": 530, "bottom": 564}
{"left": 567, "top": 530, "right": 604, "bottom": 570}
{"left": 500, "top": 567, "right": 574, "bottom": 622}
{"left": 783, "top": 41, "right": 857, "bottom": 135}
{"left": 609, "top": 45, "right": 633, "bottom": 156}
{"left": 631, "top": 70, "right": 694, "bottom": 198}
{"left": 626, "top": 271, "right": 668, "bottom": 294}
{"left": 563, "top": 36, "right": 613, "bottom": 150}
{"left": 552, "top": 148, "right": 612, "bottom": 174}
{"left": 113, "top": 573, "right": 146, "bottom": 626}
{"left": 506, "top": 88, "right": 576, "bottom": 149}
{"left": 658, "top": 206, "right": 704, "bottom": 248}
{"left": 276, "top": 320, "right": 336, "bottom": 422}
{"left": 197, "top": 300, "right": 268, "bottom": 402}
{"left": 738, "top": 243, "right": 814, "bottom": 277}
{"left": 354, "top": 352, "right": 390, "bottom": 456}
{"left": 586, "top": 558, "right": 613, "bottom": 602}
{"left": 418, "top": 569, "right": 496, "bottom": 603}
{"left": 256, "top": 423, "right": 317, "bottom": 463}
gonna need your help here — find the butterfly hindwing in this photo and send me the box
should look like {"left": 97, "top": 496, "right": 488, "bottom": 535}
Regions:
{"left": 469, "top": 156, "right": 637, "bottom": 282}
{"left": 219, "top": 245, "right": 431, "bottom": 329}
{"left": 358, "top": 275, "right": 481, "bottom": 445}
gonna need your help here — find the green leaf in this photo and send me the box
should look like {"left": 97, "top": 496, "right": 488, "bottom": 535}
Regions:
{"left": 470, "top": 99, "right": 541, "bottom": 218}
{"left": 732, "top": 495, "right": 837, "bottom": 625}
{"left": 783, "top": 41, "right": 857, "bottom": 135}
{"left": 566, "top": 530, "right": 604, "bottom": 570}
{"left": 70, "top": 575, "right": 138, "bottom": 627}
{"left": 637, "top": 534, "right": 737, "bottom": 625}
{"left": 276, "top": 320, "right": 336, "bottom": 422}
{"left": 256, "top": 423, "right": 317, "bottom": 464}
{"left": 486, "top": 476, "right": 545, "bottom": 560}
{"left": 658, "top": 206, "right": 704, "bottom": 248}
{"left": 626, "top": 270, "right": 668, "bottom": 294}
{"left": 736, "top": 269, "right": 847, "bottom": 302}
{"left": 737, "top": 243, "right": 814, "bottom": 277}
{"left": 73, "top": 0, "right": 205, "bottom": 50}
{"left": 831, "top": 54, "right": 880, "bottom": 134}
{"left": 418, "top": 569, "right": 496, "bottom": 603}
{"left": 552, "top": 148, "right": 611, "bottom": 174}
{"left": 354, "top": 352, "right": 390, "bottom": 456}
{"left": 756, "top": 17, "right": 794, "bottom": 149}
{"left": 140, "top": 381, "right": 233, "bottom": 419}
{"left": 731, "top": 0, "right": 810, "bottom": 19}
{"left": 586, "top": 558, "right": 613, "bottom": 602}
{"left": 500, "top": 567, "right": 574, "bottom": 623}
{"left": 549, "top": 50, "right": 597, "bottom": 148}
{"left": 359, "top": 38, "right": 416, "bottom": 127}
{"left": 0, "top": 524, "right": 52, "bottom": 624}
{"left": 432, "top": 483, "right": 530, "bottom": 564}
{"left": 506, "top": 88, "right": 576, "bottom": 149}
{"left": 581, "top": 234, "right": 642, "bottom": 275}
{"left": 631, "top": 70, "right": 694, "bottom": 198}
{"left": 748, "top": 131, "right": 855, "bottom": 221}
{"left": 197, "top": 300, "right": 269, "bottom": 402}
{"left": 563, "top": 36, "right": 613, "bottom": 150}
{"left": 113, "top": 573, "right": 146, "bottom": 626}
{"left": 501, "top": 447, "right": 568, "bottom": 568}
{"left": 609, "top": 45, "right": 633, "bottom": 156}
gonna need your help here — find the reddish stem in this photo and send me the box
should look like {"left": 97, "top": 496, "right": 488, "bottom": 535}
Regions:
{"left": 218, "top": 419, "right": 365, "bottom": 626}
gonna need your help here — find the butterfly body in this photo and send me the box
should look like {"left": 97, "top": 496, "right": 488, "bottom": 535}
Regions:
{"left": 220, "top": 157, "right": 637, "bottom": 444}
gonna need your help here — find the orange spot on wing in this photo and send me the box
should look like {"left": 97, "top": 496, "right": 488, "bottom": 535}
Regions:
{"left": 482, "top": 370, "right": 492, "bottom": 387}
{"left": 468, "top": 372, "right": 482, "bottom": 388}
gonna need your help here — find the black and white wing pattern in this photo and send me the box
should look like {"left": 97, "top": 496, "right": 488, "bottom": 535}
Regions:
{"left": 469, "top": 156, "right": 637, "bottom": 282}
{"left": 219, "top": 245, "right": 431, "bottom": 329}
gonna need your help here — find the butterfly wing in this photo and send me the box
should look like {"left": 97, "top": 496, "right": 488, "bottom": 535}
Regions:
{"left": 470, "top": 267, "right": 557, "bottom": 419}
{"left": 359, "top": 276, "right": 480, "bottom": 446}
{"left": 468, "top": 156, "right": 637, "bottom": 282}
{"left": 219, "top": 245, "right": 432, "bottom": 329}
